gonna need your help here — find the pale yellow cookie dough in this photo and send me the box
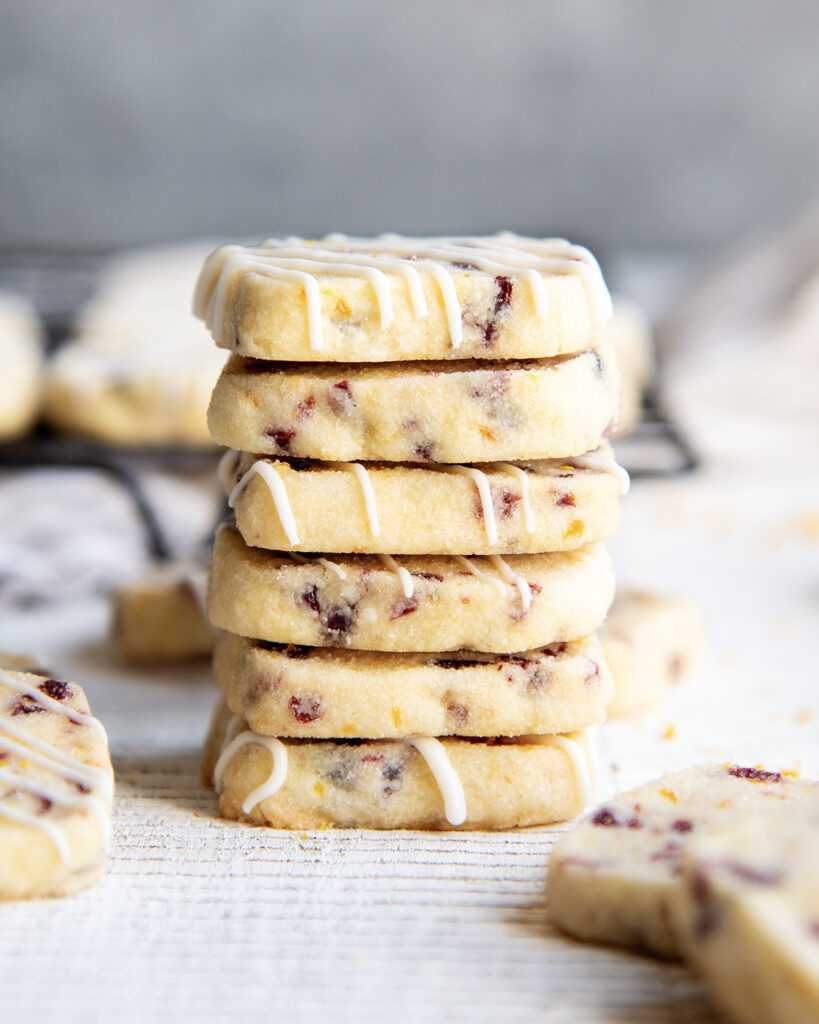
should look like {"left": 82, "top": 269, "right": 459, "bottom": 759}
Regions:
{"left": 207, "top": 523, "right": 615, "bottom": 653}
{"left": 221, "top": 444, "right": 625, "bottom": 555}
{"left": 195, "top": 234, "right": 612, "bottom": 362}
{"left": 677, "top": 820, "right": 819, "bottom": 1024}
{"left": 601, "top": 590, "right": 705, "bottom": 717}
{"left": 605, "top": 297, "right": 653, "bottom": 437}
{"left": 0, "top": 669, "right": 114, "bottom": 900}
{"left": 204, "top": 697, "right": 597, "bottom": 830}
{"left": 207, "top": 347, "right": 620, "bottom": 463}
{"left": 0, "top": 292, "right": 43, "bottom": 440}
{"left": 214, "top": 631, "right": 613, "bottom": 739}
{"left": 547, "top": 764, "right": 819, "bottom": 958}
{"left": 111, "top": 563, "right": 212, "bottom": 663}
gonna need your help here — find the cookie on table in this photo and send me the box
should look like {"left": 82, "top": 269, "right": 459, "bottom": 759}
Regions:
{"left": 546, "top": 763, "right": 819, "bottom": 958}
{"left": 678, "top": 820, "right": 819, "bottom": 1024}
{"left": 0, "top": 292, "right": 44, "bottom": 441}
{"left": 207, "top": 347, "right": 620, "bottom": 463}
{"left": 605, "top": 297, "right": 653, "bottom": 438}
{"left": 194, "top": 233, "right": 612, "bottom": 362}
{"left": 207, "top": 523, "right": 615, "bottom": 653}
{"left": 221, "top": 442, "right": 628, "bottom": 555}
{"left": 204, "top": 698, "right": 599, "bottom": 830}
{"left": 214, "top": 631, "right": 613, "bottom": 739}
{"left": 601, "top": 589, "right": 705, "bottom": 717}
{"left": 0, "top": 668, "right": 114, "bottom": 899}
{"left": 111, "top": 562, "right": 211, "bottom": 663}
{"left": 43, "top": 244, "right": 226, "bottom": 446}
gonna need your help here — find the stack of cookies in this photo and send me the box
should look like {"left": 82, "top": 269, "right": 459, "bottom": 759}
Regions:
{"left": 194, "top": 234, "right": 627, "bottom": 830}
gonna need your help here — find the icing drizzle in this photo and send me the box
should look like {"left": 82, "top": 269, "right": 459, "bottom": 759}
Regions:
{"left": 442, "top": 466, "right": 497, "bottom": 544}
{"left": 194, "top": 233, "right": 612, "bottom": 352}
{"left": 486, "top": 555, "right": 532, "bottom": 612}
{"left": 333, "top": 462, "right": 380, "bottom": 537}
{"left": 378, "top": 554, "right": 414, "bottom": 598}
{"left": 407, "top": 737, "right": 467, "bottom": 826}
{"left": 228, "top": 460, "right": 300, "bottom": 545}
{"left": 564, "top": 449, "right": 630, "bottom": 495}
{"left": 490, "top": 462, "right": 535, "bottom": 532}
{"left": 291, "top": 552, "right": 347, "bottom": 580}
{"left": 213, "top": 721, "right": 288, "bottom": 815}
{"left": 519, "top": 730, "right": 596, "bottom": 810}
{"left": 0, "top": 672, "right": 111, "bottom": 865}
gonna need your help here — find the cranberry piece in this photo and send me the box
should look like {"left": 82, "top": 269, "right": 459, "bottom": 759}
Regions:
{"left": 671, "top": 819, "right": 694, "bottom": 833}
{"left": 37, "top": 797, "right": 53, "bottom": 815}
{"left": 289, "top": 695, "right": 322, "bottom": 723}
{"left": 296, "top": 395, "right": 315, "bottom": 419}
{"left": 327, "top": 380, "right": 355, "bottom": 415}
{"left": 556, "top": 492, "right": 576, "bottom": 507}
{"left": 265, "top": 427, "right": 297, "bottom": 452}
{"left": 390, "top": 597, "right": 418, "bottom": 620}
{"left": 499, "top": 489, "right": 519, "bottom": 519}
{"left": 39, "top": 679, "right": 71, "bottom": 701}
{"left": 591, "top": 807, "right": 618, "bottom": 827}
{"left": 446, "top": 703, "right": 470, "bottom": 725}
{"left": 727, "top": 765, "right": 782, "bottom": 783}
{"left": 323, "top": 605, "right": 353, "bottom": 640}
{"left": 11, "top": 696, "right": 45, "bottom": 716}
{"left": 412, "top": 571, "right": 444, "bottom": 582}
{"left": 483, "top": 276, "right": 513, "bottom": 346}
{"left": 300, "top": 586, "right": 320, "bottom": 613}
{"left": 413, "top": 442, "right": 434, "bottom": 461}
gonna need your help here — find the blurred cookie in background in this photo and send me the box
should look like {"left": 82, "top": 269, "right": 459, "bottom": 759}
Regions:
{"left": 604, "top": 297, "right": 654, "bottom": 438}
{"left": 601, "top": 589, "right": 705, "bottom": 717}
{"left": 0, "top": 292, "right": 44, "bottom": 441}
{"left": 43, "top": 244, "right": 226, "bottom": 446}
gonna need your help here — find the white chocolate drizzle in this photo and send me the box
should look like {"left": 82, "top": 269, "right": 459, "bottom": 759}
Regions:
{"left": 486, "top": 555, "right": 532, "bottom": 612}
{"left": 0, "top": 673, "right": 112, "bottom": 864}
{"left": 291, "top": 553, "right": 347, "bottom": 580}
{"left": 453, "top": 556, "right": 507, "bottom": 597}
{"left": 564, "top": 449, "right": 630, "bottom": 495}
{"left": 489, "top": 463, "right": 535, "bottom": 532}
{"left": 520, "top": 730, "right": 595, "bottom": 810}
{"left": 441, "top": 466, "right": 497, "bottom": 545}
{"left": 334, "top": 462, "right": 380, "bottom": 537}
{"left": 378, "top": 554, "right": 414, "bottom": 598}
{"left": 194, "top": 233, "right": 612, "bottom": 352}
{"left": 228, "top": 460, "right": 300, "bottom": 545}
{"left": 407, "top": 737, "right": 466, "bottom": 826}
{"left": 213, "top": 723, "right": 288, "bottom": 815}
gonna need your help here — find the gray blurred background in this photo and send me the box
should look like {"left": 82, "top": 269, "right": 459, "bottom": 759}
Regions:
{"left": 2, "top": 0, "right": 817, "bottom": 256}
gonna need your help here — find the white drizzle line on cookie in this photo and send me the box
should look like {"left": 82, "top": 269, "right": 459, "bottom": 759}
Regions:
{"left": 378, "top": 554, "right": 414, "bottom": 598}
{"left": 291, "top": 553, "right": 347, "bottom": 580}
{"left": 407, "top": 737, "right": 467, "bottom": 826}
{"left": 228, "top": 460, "right": 300, "bottom": 545}
{"left": 563, "top": 449, "right": 630, "bottom": 495}
{"left": 213, "top": 723, "right": 288, "bottom": 815}
{"left": 0, "top": 672, "right": 107, "bottom": 739}
{"left": 519, "top": 731, "right": 595, "bottom": 810}
{"left": 486, "top": 556, "right": 532, "bottom": 612}
{"left": 332, "top": 462, "right": 380, "bottom": 537}
{"left": 440, "top": 466, "right": 497, "bottom": 544}
{"left": 194, "top": 233, "right": 611, "bottom": 352}
{"left": 489, "top": 462, "right": 535, "bottom": 532}
{"left": 453, "top": 556, "right": 507, "bottom": 597}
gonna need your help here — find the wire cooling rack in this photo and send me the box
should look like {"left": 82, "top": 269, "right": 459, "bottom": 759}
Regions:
{"left": 0, "top": 249, "right": 698, "bottom": 559}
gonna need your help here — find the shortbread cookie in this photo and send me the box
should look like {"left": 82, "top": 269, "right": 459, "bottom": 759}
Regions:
{"left": 601, "top": 590, "right": 705, "bottom": 717}
{"left": 207, "top": 524, "right": 615, "bottom": 653}
{"left": 678, "top": 820, "right": 819, "bottom": 1024}
{"left": 111, "top": 562, "right": 212, "bottom": 662}
{"left": 194, "top": 234, "right": 612, "bottom": 362}
{"left": 207, "top": 347, "right": 619, "bottom": 463}
{"left": 43, "top": 244, "right": 225, "bottom": 445}
{"left": 204, "top": 698, "right": 598, "bottom": 830}
{"left": 221, "top": 443, "right": 627, "bottom": 555}
{"left": 0, "top": 292, "right": 43, "bottom": 440}
{"left": 0, "top": 668, "right": 114, "bottom": 899}
{"left": 214, "top": 631, "right": 613, "bottom": 739}
{"left": 546, "top": 763, "right": 819, "bottom": 958}
{"left": 605, "top": 297, "right": 653, "bottom": 437}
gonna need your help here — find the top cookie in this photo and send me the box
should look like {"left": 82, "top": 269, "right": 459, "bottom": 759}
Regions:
{"left": 193, "top": 233, "right": 612, "bottom": 362}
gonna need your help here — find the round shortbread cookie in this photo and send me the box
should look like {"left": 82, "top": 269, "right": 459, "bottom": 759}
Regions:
{"left": 43, "top": 244, "right": 225, "bottom": 446}
{"left": 213, "top": 631, "right": 613, "bottom": 739}
{"left": 0, "top": 669, "right": 114, "bottom": 900}
{"left": 111, "top": 563, "right": 212, "bottom": 663}
{"left": 546, "top": 763, "right": 819, "bottom": 958}
{"left": 221, "top": 443, "right": 627, "bottom": 555}
{"left": 0, "top": 292, "right": 43, "bottom": 441}
{"left": 677, "top": 820, "right": 819, "bottom": 1024}
{"left": 600, "top": 590, "right": 705, "bottom": 717}
{"left": 194, "top": 233, "right": 612, "bottom": 363}
{"left": 207, "top": 347, "right": 619, "bottom": 463}
{"left": 207, "top": 523, "right": 615, "bottom": 653}
{"left": 204, "top": 698, "right": 599, "bottom": 830}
